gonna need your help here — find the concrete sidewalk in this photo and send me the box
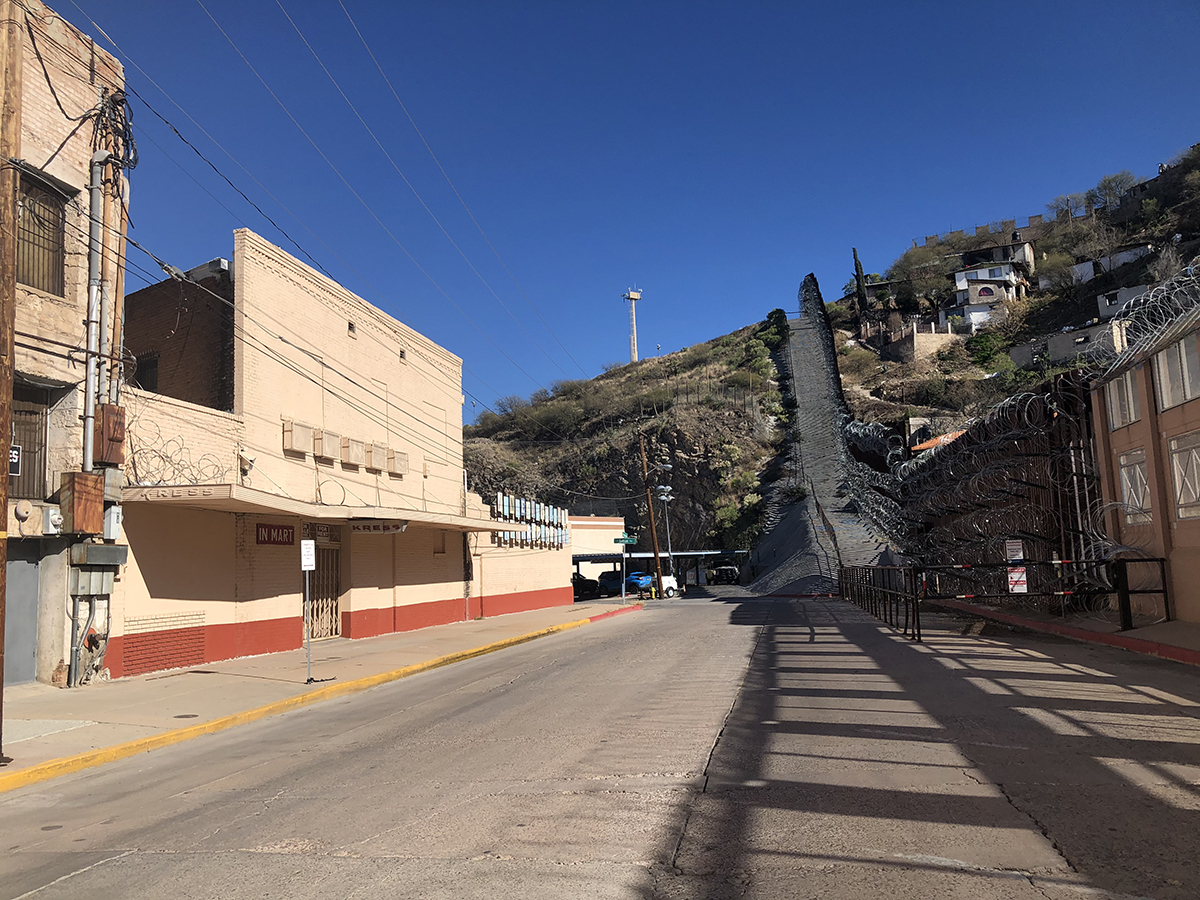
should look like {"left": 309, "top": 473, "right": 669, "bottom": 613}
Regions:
{"left": 928, "top": 597, "right": 1200, "bottom": 666}
{"left": 0, "top": 599, "right": 642, "bottom": 786}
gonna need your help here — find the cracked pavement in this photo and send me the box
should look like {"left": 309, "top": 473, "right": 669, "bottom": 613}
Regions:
{"left": 2, "top": 593, "right": 1199, "bottom": 898}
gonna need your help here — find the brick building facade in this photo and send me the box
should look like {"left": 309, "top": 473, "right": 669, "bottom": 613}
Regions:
{"left": 4, "top": 0, "right": 128, "bottom": 686}
{"left": 107, "top": 230, "right": 573, "bottom": 678}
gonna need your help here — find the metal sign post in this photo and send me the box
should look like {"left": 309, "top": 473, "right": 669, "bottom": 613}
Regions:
{"left": 615, "top": 533, "right": 636, "bottom": 599}
{"left": 300, "top": 539, "right": 316, "bottom": 683}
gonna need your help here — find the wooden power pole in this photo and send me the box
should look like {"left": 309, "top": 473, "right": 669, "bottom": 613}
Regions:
{"left": 638, "top": 435, "right": 665, "bottom": 601}
{"left": 0, "top": 0, "right": 23, "bottom": 763}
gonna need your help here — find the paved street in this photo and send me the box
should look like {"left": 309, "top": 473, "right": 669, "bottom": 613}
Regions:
{"left": 3, "top": 592, "right": 1200, "bottom": 899}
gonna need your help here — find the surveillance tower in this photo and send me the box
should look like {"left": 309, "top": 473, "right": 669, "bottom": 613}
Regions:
{"left": 623, "top": 289, "right": 642, "bottom": 363}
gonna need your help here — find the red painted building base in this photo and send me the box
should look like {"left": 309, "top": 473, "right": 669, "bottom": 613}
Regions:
{"left": 104, "top": 587, "right": 574, "bottom": 679}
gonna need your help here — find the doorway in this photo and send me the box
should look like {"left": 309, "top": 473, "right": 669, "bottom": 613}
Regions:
{"left": 308, "top": 546, "right": 340, "bottom": 639}
{"left": 5, "top": 541, "right": 39, "bottom": 683}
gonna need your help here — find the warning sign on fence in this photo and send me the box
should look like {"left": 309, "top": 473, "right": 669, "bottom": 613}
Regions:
{"left": 1007, "top": 566, "right": 1028, "bottom": 594}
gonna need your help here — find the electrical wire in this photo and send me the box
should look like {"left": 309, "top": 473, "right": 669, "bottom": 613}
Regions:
{"left": 192, "top": 0, "right": 548, "bottom": 393}
{"left": 336, "top": 0, "right": 589, "bottom": 379}
{"left": 275, "top": 0, "right": 576, "bottom": 381}
{"left": 47, "top": 1, "right": 583, "bottom": 444}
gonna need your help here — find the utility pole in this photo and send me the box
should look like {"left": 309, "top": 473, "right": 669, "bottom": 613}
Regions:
{"left": 0, "top": 0, "right": 22, "bottom": 763}
{"left": 638, "top": 434, "right": 665, "bottom": 600}
{"left": 624, "top": 289, "right": 641, "bottom": 363}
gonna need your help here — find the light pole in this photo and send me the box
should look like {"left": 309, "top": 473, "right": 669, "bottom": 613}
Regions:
{"left": 638, "top": 435, "right": 671, "bottom": 599}
{"left": 656, "top": 485, "right": 675, "bottom": 576}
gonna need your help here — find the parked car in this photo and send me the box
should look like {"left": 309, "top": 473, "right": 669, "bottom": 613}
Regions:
{"left": 625, "top": 572, "right": 680, "bottom": 597}
{"left": 710, "top": 565, "right": 740, "bottom": 585}
{"left": 572, "top": 572, "right": 599, "bottom": 601}
{"left": 596, "top": 570, "right": 625, "bottom": 597}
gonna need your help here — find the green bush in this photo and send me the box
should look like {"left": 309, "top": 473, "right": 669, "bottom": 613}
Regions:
{"left": 965, "top": 332, "right": 1009, "bottom": 368}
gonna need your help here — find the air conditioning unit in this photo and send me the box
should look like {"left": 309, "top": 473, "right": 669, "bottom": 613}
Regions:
{"left": 282, "top": 419, "right": 313, "bottom": 454}
{"left": 313, "top": 429, "right": 340, "bottom": 460}
{"left": 341, "top": 437, "right": 366, "bottom": 467}
{"left": 365, "top": 442, "right": 388, "bottom": 472}
{"left": 387, "top": 449, "right": 409, "bottom": 476}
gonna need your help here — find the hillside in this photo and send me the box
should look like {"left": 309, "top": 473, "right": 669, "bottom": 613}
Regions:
{"left": 829, "top": 142, "right": 1200, "bottom": 428}
{"left": 464, "top": 311, "right": 794, "bottom": 552}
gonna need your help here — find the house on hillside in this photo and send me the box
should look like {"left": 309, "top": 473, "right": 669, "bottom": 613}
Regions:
{"left": 960, "top": 234, "right": 1037, "bottom": 271}
{"left": 1097, "top": 284, "right": 1150, "bottom": 321}
{"left": 1039, "top": 244, "right": 1153, "bottom": 290}
{"left": 938, "top": 260, "right": 1029, "bottom": 333}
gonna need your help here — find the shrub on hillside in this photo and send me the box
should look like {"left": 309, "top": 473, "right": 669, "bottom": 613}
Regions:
{"left": 837, "top": 345, "right": 879, "bottom": 380}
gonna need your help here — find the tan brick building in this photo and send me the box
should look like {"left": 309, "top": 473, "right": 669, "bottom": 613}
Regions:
{"left": 4, "top": 1, "right": 129, "bottom": 685}
{"left": 110, "top": 230, "right": 572, "bottom": 677}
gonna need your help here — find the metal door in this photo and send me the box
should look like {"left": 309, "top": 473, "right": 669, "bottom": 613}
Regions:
{"left": 308, "top": 547, "right": 340, "bottom": 639}
{"left": 5, "top": 541, "right": 39, "bottom": 684}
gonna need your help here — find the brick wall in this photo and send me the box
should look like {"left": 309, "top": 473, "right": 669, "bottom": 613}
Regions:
{"left": 124, "top": 270, "right": 235, "bottom": 410}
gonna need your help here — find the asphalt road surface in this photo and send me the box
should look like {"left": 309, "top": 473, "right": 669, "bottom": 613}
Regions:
{"left": 2, "top": 592, "right": 1199, "bottom": 899}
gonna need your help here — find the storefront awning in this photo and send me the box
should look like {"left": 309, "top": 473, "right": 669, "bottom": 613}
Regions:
{"left": 122, "top": 482, "right": 518, "bottom": 533}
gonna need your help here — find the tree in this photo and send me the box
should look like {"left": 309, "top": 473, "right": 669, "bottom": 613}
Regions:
{"left": 886, "top": 244, "right": 956, "bottom": 314}
{"left": 1094, "top": 170, "right": 1139, "bottom": 209}
{"left": 1047, "top": 193, "right": 1088, "bottom": 219}
{"left": 495, "top": 394, "right": 531, "bottom": 416}
{"left": 852, "top": 247, "right": 869, "bottom": 318}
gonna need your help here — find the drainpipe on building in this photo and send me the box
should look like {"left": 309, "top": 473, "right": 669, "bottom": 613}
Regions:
{"left": 83, "top": 150, "right": 111, "bottom": 473}
{"left": 107, "top": 176, "right": 129, "bottom": 405}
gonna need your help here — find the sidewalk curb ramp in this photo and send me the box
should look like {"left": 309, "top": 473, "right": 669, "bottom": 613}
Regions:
{"left": 0, "top": 604, "right": 643, "bottom": 795}
{"left": 928, "top": 598, "right": 1200, "bottom": 667}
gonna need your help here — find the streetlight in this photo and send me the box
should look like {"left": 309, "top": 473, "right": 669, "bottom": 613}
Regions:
{"left": 656, "top": 485, "right": 675, "bottom": 578}
{"left": 638, "top": 435, "right": 671, "bottom": 599}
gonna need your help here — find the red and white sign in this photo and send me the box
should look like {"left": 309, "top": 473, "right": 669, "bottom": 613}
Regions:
{"left": 256, "top": 523, "right": 296, "bottom": 545}
{"left": 1007, "top": 566, "right": 1028, "bottom": 594}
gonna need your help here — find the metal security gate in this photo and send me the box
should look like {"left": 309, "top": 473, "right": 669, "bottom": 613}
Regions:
{"left": 309, "top": 547, "right": 340, "bottom": 639}
{"left": 5, "top": 541, "right": 40, "bottom": 683}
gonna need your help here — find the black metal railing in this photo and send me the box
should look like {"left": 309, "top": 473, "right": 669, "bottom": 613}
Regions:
{"left": 840, "top": 565, "right": 922, "bottom": 641}
{"left": 840, "top": 558, "right": 1169, "bottom": 636}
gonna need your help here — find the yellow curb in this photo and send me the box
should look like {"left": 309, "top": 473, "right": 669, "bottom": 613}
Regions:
{"left": 0, "top": 614, "right": 610, "bottom": 795}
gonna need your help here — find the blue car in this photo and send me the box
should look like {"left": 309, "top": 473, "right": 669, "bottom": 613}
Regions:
{"left": 596, "top": 570, "right": 625, "bottom": 597}
{"left": 625, "top": 572, "right": 654, "bottom": 592}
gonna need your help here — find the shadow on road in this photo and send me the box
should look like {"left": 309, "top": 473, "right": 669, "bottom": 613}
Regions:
{"left": 642, "top": 595, "right": 1200, "bottom": 899}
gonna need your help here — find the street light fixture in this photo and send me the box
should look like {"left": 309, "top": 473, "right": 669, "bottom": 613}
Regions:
{"left": 656, "top": 485, "right": 675, "bottom": 577}
{"left": 638, "top": 438, "right": 672, "bottom": 600}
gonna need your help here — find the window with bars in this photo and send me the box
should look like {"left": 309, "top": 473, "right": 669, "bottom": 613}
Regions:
{"left": 1105, "top": 369, "right": 1141, "bottom": 429}
{"left": 1117, "top": 447, "right": 1151, "bottom": 525}
{"left": 1153, "top": 333, "right": 1200, "bottom": 410}
{"left": 9, "top": 385, "right": 49, "bottom": 500}
{"left": 1169, "top": 430, "right": 1200, "bottom": 520}
{"left": 16, "top": 176, "right": 67, "bottom": 297}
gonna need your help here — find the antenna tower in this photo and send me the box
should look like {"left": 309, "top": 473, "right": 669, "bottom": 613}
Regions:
{"left": 623, "top": 288, "right": 642, "bottom": 363}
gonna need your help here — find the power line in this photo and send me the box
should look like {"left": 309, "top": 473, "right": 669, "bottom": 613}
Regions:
{"left": 52, "top": 1, "right": 565, "bottom": 420}
{"left": 275, "top": 0, "right": 575, "bottom": 381}
{"left": 59, "top": 213, "right": 460, "bottom": 465}
{"left": 193, "top": 0, "right": 549, "bottom": 393}
{"left": 336, "top": 0, "right": 589, "bottom": 380}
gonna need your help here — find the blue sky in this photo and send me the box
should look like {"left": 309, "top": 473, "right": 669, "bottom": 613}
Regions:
{"left": 67, "top": 0, "right": 1200, "bottom": 417}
